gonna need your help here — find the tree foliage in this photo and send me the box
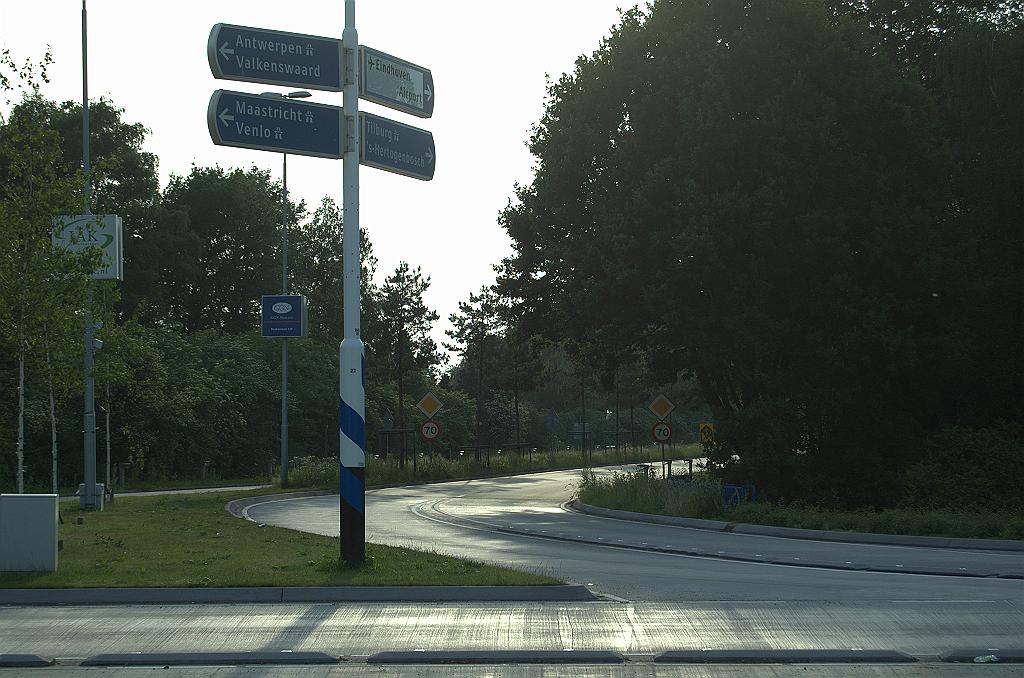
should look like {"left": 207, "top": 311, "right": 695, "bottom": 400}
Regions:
{"left": 497, "top": 0, "right": 1022, "bottom": 504}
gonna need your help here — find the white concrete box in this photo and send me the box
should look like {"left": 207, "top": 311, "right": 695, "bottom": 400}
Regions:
{"left": 0, "top": 493, "right": 59, "bottom": 572}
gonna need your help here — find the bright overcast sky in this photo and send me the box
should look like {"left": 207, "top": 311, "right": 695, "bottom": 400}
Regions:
{"left": 2, "top": 0, "right": 637, "bottom": 353}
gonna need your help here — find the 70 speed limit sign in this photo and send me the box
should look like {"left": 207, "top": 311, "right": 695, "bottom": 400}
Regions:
{"left": 651, "top": 421, "right": 672, "bottom": 443}
{"left": 419, "top": 420, "right": 442, "bottom": 442}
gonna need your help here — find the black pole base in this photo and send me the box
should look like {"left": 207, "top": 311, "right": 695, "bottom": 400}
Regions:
{"left": 340, "top": 465, "right": 365, "bottom": 566}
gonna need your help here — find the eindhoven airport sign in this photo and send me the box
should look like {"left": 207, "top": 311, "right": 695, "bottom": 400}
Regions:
{"left": 360, "top": 46, "right": 434, "bottom": 118}
{"left": 208, "top": 24, "right": 343, "bottom": 91}
{"left": 208, "top": 89, "right": 344, "bottom": 158}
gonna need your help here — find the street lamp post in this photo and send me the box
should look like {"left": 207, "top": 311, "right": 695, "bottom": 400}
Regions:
{"left": 261, "top": 90, "right": 310, "bottom": 490}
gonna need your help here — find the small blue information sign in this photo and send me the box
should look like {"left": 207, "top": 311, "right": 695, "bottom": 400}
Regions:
{"left": 261, "top": 295, "right": 308, "bottom": 338}
{"left": 208, "top": 90, "right": 344, "bottom": 159}
{"left": 359, "top": 112, "right": 435, "bottom": 181}
{"left": 208, "top": 23, "right": 343, "bottom": 92}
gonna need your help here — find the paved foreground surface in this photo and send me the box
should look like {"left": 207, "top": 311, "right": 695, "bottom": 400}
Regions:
{"left": 3, "top": 467, "right": 1020, "bottom": 675}
{"left": 2, "top": 665, "right": 1023, "bottom": 677}
{"left": 2, "top": 600, "right": 1022, "bottom": 656}
{"left": 1, "top": 600, "right": 1021, "bottom": 676}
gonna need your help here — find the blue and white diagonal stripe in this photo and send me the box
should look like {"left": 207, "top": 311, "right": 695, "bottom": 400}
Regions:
{"left": 339, "top": 339, "right": 365, "bottom": 514}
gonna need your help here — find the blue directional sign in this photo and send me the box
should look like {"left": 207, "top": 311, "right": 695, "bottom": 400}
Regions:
{"left": 261, "top": 295, "right": 308, "bottom": 338}
{"left": 208, "top": 90, "right": 344, "bottom": 159}
{"left": 360, "top": 46, "right": 434, "bottom": 118}
{"left": 359, "top": 112, "right": 435, "bottom": 181}
{"left": 208, "top": 23, "right": 342, "bottom": 92}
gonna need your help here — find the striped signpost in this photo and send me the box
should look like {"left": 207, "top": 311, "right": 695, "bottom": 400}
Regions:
{"left": 207, "top": 0, "right": 434, "bottom": 565}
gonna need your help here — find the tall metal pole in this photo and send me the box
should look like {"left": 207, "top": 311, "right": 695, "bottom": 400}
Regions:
{"left": 280, "top": 152, "right": 289, "bottom": 488}
{"left": 339, "top": 0, "right": 365, "bottom": 565}
{"left": 82, "top": 0, "right": 90, "bottom": 211}
{"left": 81, "top": 0, "right": 98, "bottom": 509}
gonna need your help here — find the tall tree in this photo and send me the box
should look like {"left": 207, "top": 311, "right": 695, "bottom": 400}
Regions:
{"left": 21, "top": 96, "right": 161, "bottom": 320}
{"left": 158, "top": 166, "right": 294, "bottom": 333}
{"left": 290, "top": 196, "right": 377, "bottom": 344}
{"left": 0, "top": 57, "right": 94, "bottom": 492}
{"left": 498, "top": 0, "right": 959, "bottom": 504}
{"left": 369, "top": 262, "right": 440, "bottom": 466}
{"left": 446, "top": 287, "right": 503, "bottom": 445}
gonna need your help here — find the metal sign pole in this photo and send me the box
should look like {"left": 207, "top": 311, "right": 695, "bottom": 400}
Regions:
{"left": 661, "top": 441, "right": 666, "bottom": 479}
{"left": 280, "top": 152, "right": 289, "bottom": 488}
{"left": 81, "top": 0, "right": 98, "bottom": 510}
{"left": 339, "top": 0, "right": 365, "bottom": 565}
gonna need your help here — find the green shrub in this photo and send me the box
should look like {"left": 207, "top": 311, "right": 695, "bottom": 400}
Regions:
{"left": 902, "top": 424, "right": 1024, "bottom": 511}
{"left": 578, "top": 470, "right": 1024, "bottom": 539}
{"left": 288, "top": 456, "right": 338, "bottom": 488}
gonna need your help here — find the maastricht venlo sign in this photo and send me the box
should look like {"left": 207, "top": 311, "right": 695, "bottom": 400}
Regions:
{"left": 208, "top": 89, "right": 345, "bottom": 159}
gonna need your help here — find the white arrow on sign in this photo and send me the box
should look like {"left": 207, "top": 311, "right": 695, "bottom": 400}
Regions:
{"left": 218, "top": 109, "right": 235, "bottom": 127}
{"left": 425, "top": 149, "right": 434, "bottom": 163}
{"left": 219, "top": 42, "right": 235, "bottom": 61}
{"left": 424, "top": 85, "right": 433, "bottom": 102}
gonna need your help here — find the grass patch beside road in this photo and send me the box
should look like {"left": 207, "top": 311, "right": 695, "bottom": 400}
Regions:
{"left": 578, "top": 470, "right": 1024, "bottom": 540}
{"left": 288, "top": 444, "right": 703, "bottom": 490}
{"left": 0, "top": 488, "right": 558, "bottom": 588}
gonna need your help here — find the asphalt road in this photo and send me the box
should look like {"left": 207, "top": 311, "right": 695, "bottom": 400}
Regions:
{"left": 244, "top": 465, "right": 1024, "bottom": 603}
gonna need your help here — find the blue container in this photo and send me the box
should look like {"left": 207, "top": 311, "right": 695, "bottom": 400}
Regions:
{"left": 721, "top": 484, "right": 757, "bottom": 506}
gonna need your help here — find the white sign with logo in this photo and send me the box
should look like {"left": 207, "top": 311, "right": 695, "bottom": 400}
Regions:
{"left": 53, "top": 214, "right": 124, "bottom": 281}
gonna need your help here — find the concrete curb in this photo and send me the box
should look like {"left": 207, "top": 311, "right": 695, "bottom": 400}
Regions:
{"left": 81, "top": 651, "right": 338, "bottom": 666}
{"left": 225, "top": 490, "right": 331, "bottom": 520}
{"left": 572, "top": 500, "right": 1024, "bottom": 552}
{"left": 940, "top": 649, "right": 1024, "bottom": 663}
{"left": 0, "top": 654, "right": 54, "bottom": 668}
{"left": 0, "top": 584, "right": 598, "bottom": 606}
{"left": 654, "top": 649, "right": 916, "bottom": 663}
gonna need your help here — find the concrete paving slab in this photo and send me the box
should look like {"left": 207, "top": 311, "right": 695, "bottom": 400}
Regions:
{"left": 5, "top": 664, "right": 1024, "bottom": 677}
{"left": 367, "top": 650, "right": 624, "bottom": 664}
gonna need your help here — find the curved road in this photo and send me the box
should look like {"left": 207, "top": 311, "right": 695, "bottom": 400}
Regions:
{"left": 3, "top": 466, "right": 1022, "bottom": 667}
{"left": 245, "top": 465, "right": 1024, "bottom": 603}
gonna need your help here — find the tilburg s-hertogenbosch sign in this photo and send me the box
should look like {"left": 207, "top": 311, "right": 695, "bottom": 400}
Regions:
{"left": 208, "top": 90, "right": 344, "bottom": 159}
{"left": 208, "top": 24, "right": 342, "bottom": 91}
{"left": 359, "top": 46, "right": 433, "bottom": 118}
{"left": 360, "top": 111, "right": 435, "bottom": 181}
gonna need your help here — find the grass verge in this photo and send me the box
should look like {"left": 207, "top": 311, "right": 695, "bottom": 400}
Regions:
{"left": 0, "top": 488, "right": 559, "bottom": 588}
{"left": 289, "top": 444, "right": 702, "bottom": 490}
{"left": 577, "top": 471, "right": 1024, "bottom": 540}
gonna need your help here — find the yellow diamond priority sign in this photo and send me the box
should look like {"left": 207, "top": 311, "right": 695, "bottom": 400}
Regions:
{"left": 699, "top": 422, "right": 716, "bottom": 444}
{"left": 648, "top": 394, "right": 675, "bottom": 421}
{"left": 417, "top": 392, "right": 443, "bottom": 418}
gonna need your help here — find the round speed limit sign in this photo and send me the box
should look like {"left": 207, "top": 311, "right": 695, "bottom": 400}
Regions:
{"left": 651, "top": 421, "right": 672, "bottom": 443}
{"left": 419, "top": 420, "right": 442, "bottom": 442}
